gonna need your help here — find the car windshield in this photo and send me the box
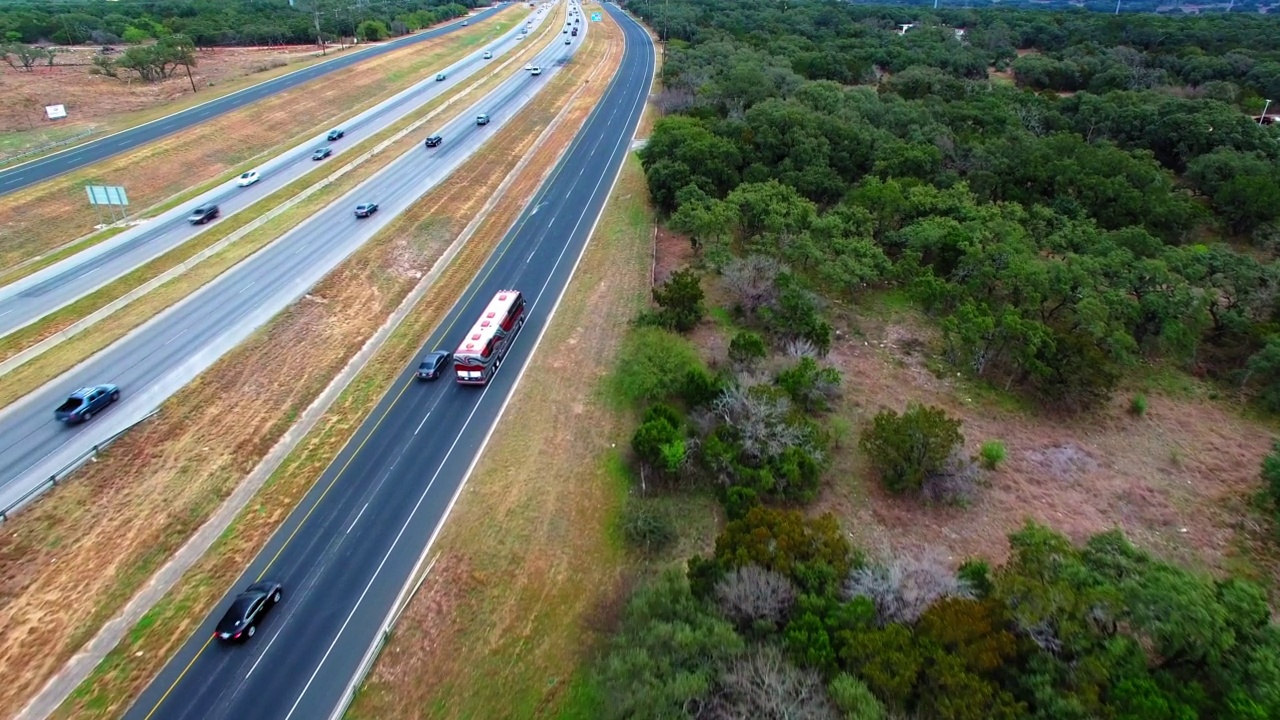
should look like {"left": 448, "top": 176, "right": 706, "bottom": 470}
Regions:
{"left": 240, "top": 172, "right": 252, "bottom": 179}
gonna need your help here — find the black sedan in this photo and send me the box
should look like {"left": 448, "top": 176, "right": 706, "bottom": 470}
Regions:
{"left": 424, "top": 134, "right": 443, "bottom": 148}
{"left": 215, "top": 581, "right": 283, "bottom": 642}
{"left": 417, "top": 350, "right": 452, "bottom": 380}
{"left": 354, "top": 202, "right": 379, "bottom": 218}
{"left": 326, "top": 128, "right": 345, "bottom": 141}
{"left": 311, "top": 147, "right": 332, "bottom": 161}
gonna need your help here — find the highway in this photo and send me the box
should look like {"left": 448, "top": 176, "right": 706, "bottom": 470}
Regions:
{"left": 0, "top": 5, "right": 554, "bottom": 339}
{"left": 0, "top": 14, "right": 587, "bottom": 515}
{"left": 125, "top": 4, "right": 651, "bottom": 718}
{"left": 0, "top": 5, "right": 510, "bottom": 195}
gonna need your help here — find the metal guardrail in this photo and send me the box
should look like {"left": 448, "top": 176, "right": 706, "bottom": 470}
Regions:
{"left": 0, "top": 408, "right": 160, "bottom": 522}
{"left": 0, "top": 129, "right": 97, "bottom": 166}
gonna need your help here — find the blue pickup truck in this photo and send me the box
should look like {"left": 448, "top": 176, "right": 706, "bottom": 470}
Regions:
{"left": 55, "top": 384, "right": 120, "bottom": 424}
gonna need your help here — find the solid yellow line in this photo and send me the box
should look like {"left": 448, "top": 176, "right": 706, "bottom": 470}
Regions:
{"left": 141, "top": 636, "right": 214, "bottom": 720}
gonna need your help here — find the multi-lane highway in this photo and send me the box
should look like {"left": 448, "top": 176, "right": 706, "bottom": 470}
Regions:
{"left": 125, "top": 4, "right": 650, "bottom": 718}
{"left": 0, "top": 6, "right": 552, "bottom": 338}
{"left": 0, "top": 5, "right": 510, "bottom": 196}
{"left": 0, "top": 17, "right": 586, "bottom": 514}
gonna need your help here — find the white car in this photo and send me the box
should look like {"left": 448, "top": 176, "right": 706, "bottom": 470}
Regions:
{"left": 236, "top": 170, "right": 260, "bottom": 187}
{"left": 530, "top": 66, "right": 542, "bottom": 75}
{"left": 525, "top": 63, "right": 534, "bottom": 71}
{"left": 483, "top": 50, "right": 493, "bottom": 59}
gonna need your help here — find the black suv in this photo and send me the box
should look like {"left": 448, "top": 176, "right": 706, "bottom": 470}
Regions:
{"left": 187, "top": 204, "right": 219, "bottom": 224}
{"left": 424, "top": 134, "right": 443, "bottom": 148}
{"left": 417, "top": 350, "right": 452, "bottom": 380}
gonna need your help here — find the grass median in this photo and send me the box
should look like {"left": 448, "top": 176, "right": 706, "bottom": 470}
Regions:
{"left": 0, "top": 7, "right": 601, "bottom": 718}
{"left": 344, "top": 158, "right": 676, "bottom": 720}
{"left": 0, "top": 5, "right": 525, "bottom": 276}
{"left": 0, "top": 8, "right": 568, "bottom": 413}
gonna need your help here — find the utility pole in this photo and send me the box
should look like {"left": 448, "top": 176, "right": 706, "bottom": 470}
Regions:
{"left": 185, "top": 61, "right": 196, "bottom": 93}
{"left": 313, "top": 1, "right": 327, "bottom": 55}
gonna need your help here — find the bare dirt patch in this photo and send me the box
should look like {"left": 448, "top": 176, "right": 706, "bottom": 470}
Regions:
{"left": 812, "top": 303, "right": 1278, "bottom": 583}
{"left": 0, "top": 44, "right": 349, "bottom": 140}
{"left": 0, "top": 8, "right": 524, "bottom": 272}
{"left": 348, "top": 19, "right": 643, "bottom": 720}
{"left": 0, "top": 18, "right": 585, "bottom": 720}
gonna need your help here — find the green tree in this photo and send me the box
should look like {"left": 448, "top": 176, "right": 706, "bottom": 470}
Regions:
{"left": 858, "top": 404, "right": 964, "bottom": 494}
{"left": 775, "top": 357, "right": 842, "bottom": 413}
{"left": 356, "top": 19, "right": 389, "bottom": 41}
{"left": 631, "top": 404, "right": 688, "bottom": 477}
{"left": 715, "top": 506, "right": 855, "bottom": 584}
{"left": 651, "top": 268, "right": 704, "bottom": 333}
{"left": 728, "top": 330, "right": 768, "bottom": 369}
{"left": 613, "top": 327, "right": 705, "bottom": 405}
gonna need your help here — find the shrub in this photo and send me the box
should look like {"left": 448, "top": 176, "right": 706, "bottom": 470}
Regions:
{"left": 957, "top": 559, "right": 994, "bottom": 599}
{"left": 1130, "top": 393, "right": 1148, "bottom": 417}
{"left": 729, "top": 329, "right": 769, "bottom": 369}
{"left": 710, "top": 645, "right": 841, "bottom": 719}
{"left": 829, "top": 673, "right": 887, "bottom": 720}
{"left": 1263, "top": 441, "right": 1280, "bottom": 512}
{"left": 679, "top": 364, "right": 726, "bottom": 408}
{"left": 978, "top": 440, "right": 1006, "bottom": 470}
{"left": 838, "top": 623, "right": 925, "bottom": 709}
{"left": 631, "top": 404, "right": 688, "bottom": 477}
{"left": 859, "top": 404, "right": 964, "bottom": 494}
{"left": 621, "top": 500, "right": 678, "bottom": 555}
{"left": 844, "top": 553, "right": 974, "bottom": 626}
{"left": 716, "top": 506, "right": 855, "bottom": 582}
{"left": 721, "top": 485, "right": 761, "bottom": 520}
{"left": 922, "top": 450, "right": 982, "bottom": 506}
{"left": 652, "top": 267, "right": 705, "bottom": 332}
{"left": 714, "top": 564, "right": 798, "bottom": 630}
{"left": 776, "top": 357, "right": 843, "bottom": 413}
{"left": 614, "top": 327, "right": 704, "bottom": 405}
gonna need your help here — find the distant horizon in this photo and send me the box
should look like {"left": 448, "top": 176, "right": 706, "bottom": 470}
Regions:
{"left": 844, "top": 0, "right": 1276, "bottom": 14}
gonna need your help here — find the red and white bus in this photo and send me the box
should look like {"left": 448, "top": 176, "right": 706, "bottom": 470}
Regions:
{"left": 454, "top": 290, "right": 527, "bottom": 385}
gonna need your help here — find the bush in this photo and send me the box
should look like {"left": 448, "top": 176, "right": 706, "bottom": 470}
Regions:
{"left": 843, "top": 553, "right": 974, "bottom": 626}
{"left": 1130, "top": 393, "right": 1148, "bottom": 417}
{"left": 614, "top": 327, "right": 705, "bottom": 405}
{"left": 922, "top": 450, "right": 982, "bottom": 506}
{"left": 715, "top": 506, "right": 855, "bottom": 582}
{"left": 957, "top": 559, "right": 994, "bottom": 599}
{"left": 978, "top": 440, "right": 1006, "bottom": 470}
{"left": 652, "top": 267, "right": 705, "bottom": 332}
{"left": 776, "top": 357, "right": 843, "bottom": 413}
{"left": 679, "top": 365, "right": 726, "bottom": 408}
{"left": 621, "top": 500, "right": 678, "bottom": 555}
{"left": 710, "top": 645, "right": 841, "bottom": 719}
{"left": 729, "top": 329, "right": 769, "bottom": 369}
{"left": 829, "top": 673, "right": 887, "bottom": 720}
{"left": 631, "top": 404, "right": 688, "bottom": 477}
{"left": 714, "top": 564, "right": 798, "bottom": 630}
{"left": 859, "top": 404, "right": 964, "bottom": 495}
{"left": 721, "top": 485, "right": 761, "bottom": 520}
{"left": 1262, "top": 440, "right": 1280, "bottom": 513}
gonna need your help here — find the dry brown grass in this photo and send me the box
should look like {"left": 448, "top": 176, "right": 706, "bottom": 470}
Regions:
{"left": 0, "top": 10, "right": 566, "bottom": 411}
{"left": 0, "top": 12, "right": 593, "bottom": 720}
{"left": 816, "top": 306, "right": 1280, "bottom": 578}
{"left": 0, "top": 7, "right": 525, "bottom": 272}
{"left": 346, "top": 25, "right": 659, "bottom": 720}
{"left": 2, "top": 9, "right": 616, "bottom": 720}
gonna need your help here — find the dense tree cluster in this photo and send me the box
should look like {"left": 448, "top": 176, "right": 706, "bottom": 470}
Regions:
{"left": 599, "top": 514, "right": 1280, "bottom": 719}
{"left": 631, "top": 0, "right": 1280, "bottom": 412}
{"left": 0, "top": 0, "right": 476, "bottom": 48}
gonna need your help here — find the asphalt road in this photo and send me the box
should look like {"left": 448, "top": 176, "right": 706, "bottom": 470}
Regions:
{"left": 0, "top": 6, "right": 509, "bottom": 196}
{"left": 125, "top": 5, "right": 651, "bottom": 719}
{"left": 0, "top": 18, "right": 587, "bottom": 514}
{"left": 0, "top": 5, "right": 553, "bottom": 339}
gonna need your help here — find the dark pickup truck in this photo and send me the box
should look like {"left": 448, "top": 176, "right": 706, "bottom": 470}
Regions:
{"left": 55, "top": 384, "right": 120, "bottom": 424}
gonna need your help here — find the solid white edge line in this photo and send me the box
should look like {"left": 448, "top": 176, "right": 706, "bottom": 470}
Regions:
{"left": 0, "top": 7, "right": 504, "bottom": 178}
{"left": 317, "top": 6, "right": 652, "bottom": 720}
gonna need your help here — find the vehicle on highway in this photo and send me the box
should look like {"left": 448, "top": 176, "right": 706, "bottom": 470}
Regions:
{"left": 525, "top": 63, "right": 534, "bottom": 70}
{"left": 416, "top": 350, "right": 453, "bottom": 380}
{"left": 476, "top": 113, "right": 491, "bottom": 125}
{"left": 483, "top": 50, "right": 493, "bottom": 59}
{"left": 214, "top": 581, "right": 283, "bottom": 642}
{"left": 354, "top": 202, "right": 379, "bottom": 218}
{"left": 425, "top": 134, "right": 443, "bottom": 148}
{"left": 436, "top": 72, "right": 447, "bottom": 81}
{"left": 572, "top": 27, "right": 578, "bottom": 36}
{"left": 563, "top": 27, "right": 568, "bottom": 33}
{"left": 454, "top": 290, "right": 526, "bottom": 385}
{"left": 461, "top": 20, "right": 468, "bottom": 26}
{"left": 236, "top": 170, "right": 260, "bottom": 187}
{"left": 311, "top": 147, "right": 332, "bottom": 161}
{"left": 326, "top": 128, "right": 346, "bottom": 141}
{"left": 564, "top": 37, "right": 571, "bottom": 44}
{"left": 530, "top": 66, "right": 542, "bottom": 76}
{"left": 187, "top": 203, "right": 220, "bottom": 224}
{"left": 54, "top": 384, "right": 120, "bottom": 424}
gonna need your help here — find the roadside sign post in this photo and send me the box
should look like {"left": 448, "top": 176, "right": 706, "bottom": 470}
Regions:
{"left": 85, "top": 184, "right": 130, "bottom": 225}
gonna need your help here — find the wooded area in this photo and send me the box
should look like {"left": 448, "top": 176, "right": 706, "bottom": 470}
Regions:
{"left": 591, "top": 0, "right": 1280, "bottom": 717}
{"left": 0, "top": 0, "right": 480, "bottom": 47}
